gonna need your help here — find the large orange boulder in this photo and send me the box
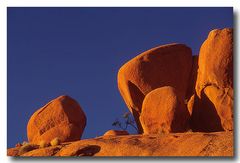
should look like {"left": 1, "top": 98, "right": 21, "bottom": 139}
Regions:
{"left": 140, "top": 87, "right": 190, "bottom": 134}
{"left": 195, "top": 28, "right": 233, "bottom": 96}
{"left": 118, "top": 43, "right": 192, "bottom": 133}
{"left": 191, "top": 28, "right": 233, "bottom": 131}
{"left": 27, "top": 95, "right": 86, "bottom": 144}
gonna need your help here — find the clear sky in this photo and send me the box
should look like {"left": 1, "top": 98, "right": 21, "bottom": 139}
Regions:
{"left": 7, "top": 7, "right": 233, "bottom": 147}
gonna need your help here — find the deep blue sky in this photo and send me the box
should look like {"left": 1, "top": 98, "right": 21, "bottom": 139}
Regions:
{"left": 7, "top": 7, "right": 233, "bottom": 147}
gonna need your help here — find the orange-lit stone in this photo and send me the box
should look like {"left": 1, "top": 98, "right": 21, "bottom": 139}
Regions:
{"left": 118, "top": 43, "right": 192, "bottom": 133}
{"left": 8, "top": 132, "right": 233, "bottom": 156}
{"left": 103, "top": 130, "right": 129, "bottom": 136}
{"left": 140, "top": 87, "right": 190, "bottom": 134}
{"left": 27, "top": 95, "right": 86, "bottom": 144}
{"left": 191, "top": 28, "right": 233, "bottom": 131}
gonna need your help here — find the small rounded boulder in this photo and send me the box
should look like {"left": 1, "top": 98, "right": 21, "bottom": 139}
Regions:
{"left": 27, "top": 95, "right": 86, "bottom": 144}
{"left": 140, "top": 86, "right": 190, "bottom": 134}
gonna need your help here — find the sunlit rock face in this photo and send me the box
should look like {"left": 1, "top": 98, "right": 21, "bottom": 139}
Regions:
{"left": 8, "top": 132, "right": 233, "bottom": 156}
{"left": 140, "top": 86, "right": 190, "bottom": 134}
{"left": 191, "top": 28, "right": 233, "bottom": 132}
{"left": 118, "top": 43, "right": 192, "bottom": 133}
{"left": 103, "top": 130, "right": 129, "bottom": 136}
{"left": 27, "top": 95, "right": 86, "bottom": 144}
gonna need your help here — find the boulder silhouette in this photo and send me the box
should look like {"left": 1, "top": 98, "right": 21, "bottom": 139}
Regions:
{"left": 191, "top": 28, "right": 233, "bottom": 131}
{"left": 140, "top": 86, "right": 190, "bottom": 134}
{"left": 27, "top": 95, "right": 86, "bottom": 144}
{"left": 118, "top": 43, "right": 192, "bottom": 133}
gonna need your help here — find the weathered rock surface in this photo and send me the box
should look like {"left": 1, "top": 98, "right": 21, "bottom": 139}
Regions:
{"left": 191, "top": 28, "right": 233, "bottom": 132}
{"left": 118, "top": 43, "right": 192, "bottom": 133}
{"left": 103, "top": 130, "right": 129, "bottom": 136}
{"left": 27, "top": 95, "right": 86, "bottom": 144}
{"left": 8, "top": 132, "right": 233, "bottom": 157}
{"left": 140, "top": 86, "right": 190, "bottom": 134}
{"left": 195, "top": 28, "right": 233, "bottom": 96}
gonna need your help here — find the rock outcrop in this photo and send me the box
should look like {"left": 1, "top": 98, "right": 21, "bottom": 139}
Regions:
{"left": 103, "top": 130, "right": 129, "bottom": 136}
{"left": 140, "top": 86, "right": 190, "bottom": 134}
{"left": 191, "top": 28, "right": 233, "bottom": 132}
{"left": 8, "top": 28, "right": 234, "bottom": 157}
{"left": 118, "top": 43, "right": 192, "bottom": 133}
{"left": 27, "top": 95, "right": 86, "bottom": 144}
{"left": 8, "top": 132, "right": 233, "bottom": 156}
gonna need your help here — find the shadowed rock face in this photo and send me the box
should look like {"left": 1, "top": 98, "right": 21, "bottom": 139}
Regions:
{"left": 190, "top": 91, "right": 224, "bottom": 132}
{"left": 140, "top": 86, "right": 190, "bottom": 134}
{"left": 118, "top": 43, "right": 192, "bottom": 133}
{"left": 8, "top": 132, "right": 233, "bottom": 157}
{"left": 191, "top": 28, "right": 233, "bottom": 131}
{"left": 27, "top": 95, "right": 86, "bottom": 144}
{"left": 186, "top": 55, "right": 199, "bottom": 100}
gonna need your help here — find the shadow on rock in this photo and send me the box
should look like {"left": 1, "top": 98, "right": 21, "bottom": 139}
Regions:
{"left": 190, "top": 91, "right": 224, "bottom": 132}
{"left": 75, "top": 145, "right": 101, "bottom": 156}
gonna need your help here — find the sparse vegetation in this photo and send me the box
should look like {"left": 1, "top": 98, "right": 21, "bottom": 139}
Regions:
{"left": 22, "top": 141, "right": 28, "bottom": 145}
{"left": 39, "top": 140, "right": 49, "bottom": 148}
{"left": 50, "top": 137, "right": 61, "bottom": 146}
{"left": 112, "top": 112, "right": 138, "bottom": 132}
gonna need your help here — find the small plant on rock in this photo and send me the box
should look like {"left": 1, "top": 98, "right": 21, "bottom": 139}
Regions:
{"left": 22, "top": 141, "right": 28, "bottom": 145}
{"left": 50, "top": 137, "right": 61, "bottom": 146}
{"left": 39, "top": 140, "right": 49, "bottom": 148}
{"left": 112, "top": 112, "right": 138, "bottom": 133}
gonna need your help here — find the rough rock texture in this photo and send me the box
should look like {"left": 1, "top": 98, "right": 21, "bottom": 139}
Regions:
{"left": 103, "top": 130, "right": 129, "bottom": 136}
{"left": 140, "top": 87, "right": 190, "bottom": 134}
{"left": 191, "top": 28, "right": 233, "bottom": 132}
{"left": 7, "top": 147, "right": 20, "bottom": 156}
{"left": 195, "top": 28, "right": 233, "bottom": 96}
{"left": 27, "top": 95, "right": 86, "bottom": 144}
{"left": 8, "top": 132, "right": 233, "bottom": 157}
{"left": 118, "top": 43, "right": 192, "bottom": 133}
{"left": 203, "top": 86, "right": 233, "bottom": 130}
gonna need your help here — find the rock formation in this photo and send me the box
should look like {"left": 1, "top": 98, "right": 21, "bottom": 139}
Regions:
{"left": 103, "top": 130, "right": 129, "bottom": 136}
{"left": 190, "top": 28, "right": 233, "bottom": 132}
{"left": 118, "top": 43, "right": 192, "bottom": 133}
{"left": 8, "top": 131, "right": 233, "bottom": 156}
{"left": 27, "top": 95, "right": 86, "bottom": 144}
{"left": 140, "top": 86, "right": 190, "bottom": 134}
{"left": 8, "top": 28, "right": 234, "bottom": 157}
